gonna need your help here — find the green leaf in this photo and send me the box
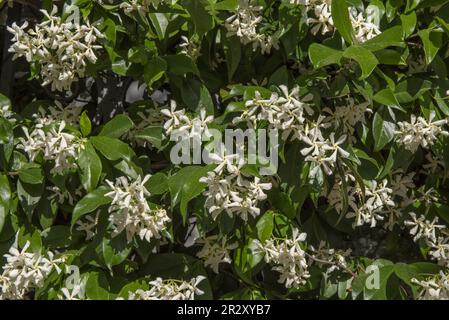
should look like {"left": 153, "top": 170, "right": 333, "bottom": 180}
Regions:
{"left": 343, "top": 45, "right": 379, "bottom": 79}
{"left": 164, "top": 54, "right": 199, "bottom": 75}
{"left": 0, "top": 93, "right": 11, "bottom": 110}
{"left": 101, "top": 234, "right": 132, "bottom": 271}
{"left": 361, "top": 26, "right": 405, "bottom": 51}
{"left": 77, "top": 142, "right": 102, "bottom": 193}
{"left": 182, "top": 0, "right": 214, "bottom": 37}
{"left": 144, "top": 57, "right": 167, "bottom": 88}
{"left": 223, "top": 36, "right": 241, "bottom": 81}
{"left": 309, "top": 44, "right": 343, "bottom": 69}
{"left": 18, "top": 166, "right": 44, "bottom": 185}
{"left": 331, "top": 0, "right": 354, "bottom": 44}
{"left": 80, "top": 111, "right": 92, "bottom": 137}
{"left": 395, "top": 77, "right": 432, "bottom": 103}
{"left": 134, "top": 126, "right": 164, "bottom": 150}
{"left": 17, "top": 180, "right": 43, "bottom": 221}
{"left": 256, "top": 211, "right": 274, "bottom": 242}
{"left": 0, "top": 174, "right": 11, "bottom": 233}
{"left": 86, "top": 271, "right": 111, "bottom": 300}
{"left": 71, "top": 186, "right": 112, "bottom": 226}
{"left": 99, "top": 114, "right": 134, "bottom": 139}
{"left": 400, "top": 12, "right": 417, "bottom": 38}
{"left": 90, "top": 136, "right": 135, "bottom": 161}
{"left": 0, "top": 118, "right": 14, "bottom": 167}
{"left": 372, "top": 111, "right": 395, "bottom": 151}
{"left": 42, "top": 225, "right": 82, "bottom": 249}
{"left": 146, "top": 172, "right": 169, "bottom": 195}
{"left": 364, "top": 264, "right": 396, "bottom": 300}
{"left": 168, "top": 166, "right": 212, "bottom": 223}
{"left": 373, "top": 88, "right": 401, "bottom": 109}
{"left": 418, "top": 29, "right": 443, "bottom": 65}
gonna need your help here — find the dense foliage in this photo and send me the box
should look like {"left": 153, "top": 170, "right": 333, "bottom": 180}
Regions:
{"left": 1, "top": 0, "right": 449, "bottom": 300}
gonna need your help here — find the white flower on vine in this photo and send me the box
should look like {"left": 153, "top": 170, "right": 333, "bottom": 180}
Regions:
{"left": 256, "top": 229, "right": 310, "bottom": 288}
{"left": 8, "top": 6, "right": 103, "bottom": 91}
{"left": 127, "top": 276, "right": 206, "bottom": 300}
{"left": 105, "top": 175, "right": 171, "bottom": 243}
{"left": 200, "top": 153, "right": 271, "bottom": 221}
{"left": 196, "top": 235, "right": 238, "bottom": 273}
{"left": 0, "top": 241, "right": 63, "bottom": 300}
{"left": 225, "top": 0, "right": 278, "bottom": 54}
{"left": 76, "top": 212, "right": 100, "bottom": 241}
{"left": 395, "top": 111, "right": 449, "bottom": 153}
{"left": 413, "top": 271, "right": 449, "bottom": 300}
{"left": 18, "top": 121, "right": 84, "bottom": 175}
{"left": 404, "top": 212, "right": 445, "bottom": 243}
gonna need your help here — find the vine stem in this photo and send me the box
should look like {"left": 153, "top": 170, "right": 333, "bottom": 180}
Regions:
{"left": 305, "top": 252, "right": 357, "bottom": 278}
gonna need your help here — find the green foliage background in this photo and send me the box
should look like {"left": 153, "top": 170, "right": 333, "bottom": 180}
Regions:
{"left": 1, "top": 0, "right": 449, "bottom": 300}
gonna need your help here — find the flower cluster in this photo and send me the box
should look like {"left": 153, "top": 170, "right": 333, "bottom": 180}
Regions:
{"left": 162, "top": 101, "right": 214, "bottom": 140}
{"left": 395, "top": 111, "right": 449, "bottom": 153}
{"left": 413, "top": 271, "right": 449, "bottom": 300}
{"left": 323, "top": 97, "right": 372, "bottom": 138}
{"left": 196, "top": 235, "right": 238, "bottom": 273}
{"left": 233, "top": 85, "right": 314, "bottom": 141}
{"left": 0, "top": 102, "right": 14, "bottom": 120}
{"left": 234, "top": 86, "right": 352, "bottom": 178}
{"left": 126, "top": 276, "right": 205, "bottom": 300}
{"left": 225, "top": 0, "right": 279, "bottom": 54}
{"left": 200, "top": 153, "right": 272, "bottom": 221}
{"left": 105, "top": 175, "right": 171, "bottom": 243}
{"left": 0, "top": 242, "right": 63, "bottom": 300}
{"left": 18, "top": 120, "right": 84, "bottom": 175}
{"left": 405, "top": 213, "right": 449, "bottom": 267}
{"left": 7, "top": 6, "right": 103, "bottom": 91}
{"left": 256, "top": 229, "right": 310, "bottom": 288}
{"left": 120, "top": 0, "right": 173, "bottom": 15}
{"left": 308, "top": 241, "right": 352, "bottom": 274}
{"left": 303, "top": 1, "right": 381, "bottom": 42}
{"left": 327, "top": 174, "right": 407, "bottom": 228}
{"left": 179, "top": 36, "right": 202, "bottom": 62}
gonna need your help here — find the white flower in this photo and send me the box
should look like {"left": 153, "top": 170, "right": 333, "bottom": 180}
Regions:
{"left": 350, "top": 9, "right": 381, "bottom": 43}
{"left": 0, "top": 102, "right": 14, "bottom": 120}
{"left": 120, "top": 0, "right": 173, "bottom": 14}
{"left": 179, "top": 36, "right": 201, "bottom": 62}
{"left": 126, "top": 276, "right": 206, "bottom": 300}
{"left": 301, "top": 131, "right": 349, "bottom": 177}
{"left": 58, "top": 266, "right": 88, "bottom": 300}
{"left": 413, "top": 271, "right": 449, "bottom": 300}
{"left": 428, "top": 237, "right": 449, "bottom": 267}
{"left": 18, "top": 120, "right": 84, "bottom": 175}
{"left": 76, "top": 212, "right": 100, "bottom": 241}
{"left": 105, "top": 175, "right": 171, "bottom": 243}
{"left": 256, "top": 229, "right": 310, "bottom": 288}
{"left": 0, "top": 241, "right": 63, "bottom": 300}
{"left": 308, "top": 241, "right": 352, "bottom": 274}
{"left": 323, "top": 97, "right": 372, "bottom": 137}
{"left": 306, "top": 0, "right": 334, "bottom": 35}
{"left": 196, "top": 235, "right": 238, "bottom": 273}
{"left": 346, "top": 179, "right": 395, "bottom": 228}
{"left": 161, "top": 100, "right": 191, "bottom": 136}
{"left": 225, "top": 0, "right": 279, "bottom": 54}
{"left": 390, "top": 170, "right": 415, "bottom": 205}
{"left": 395, "top": 111, "right": 449, "bottom": 153}
{"left": 233, "top": 85, "right": 314, "bottom": 141}
{"left": 200, "top": 153, "right": 272, "bottom": 221}
{"left": 422, "top": 153, "right": 446, "bottom": 174}
{"left": 8, "top": 6, "right": 103, "bottom": 91}
{"left": 404, "top": 212, "right": 445, "bottom": 243}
